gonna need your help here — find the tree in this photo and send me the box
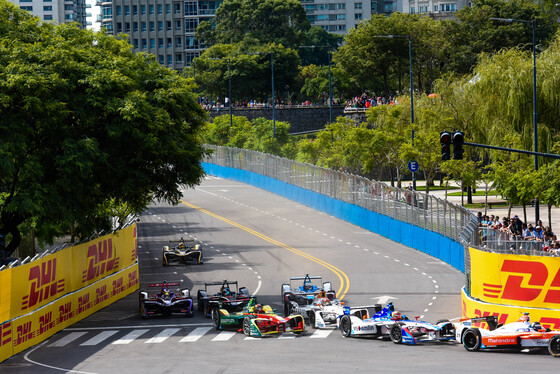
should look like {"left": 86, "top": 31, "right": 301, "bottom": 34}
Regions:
{"left": 0, "top": 2, "right": 207, "bottom": 257}
{"left": 196, "top": 0, "right": 310, "bottom": 49}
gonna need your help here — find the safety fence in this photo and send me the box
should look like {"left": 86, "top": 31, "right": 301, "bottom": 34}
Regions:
{"left": 205, "top": 145, "right": 479, "bottom": 246}
{"left": 0, "top": 224, "right": 139, "bottom": 362}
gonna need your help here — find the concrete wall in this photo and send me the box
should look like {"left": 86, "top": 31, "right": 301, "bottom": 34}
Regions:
{"left": 208, "top": 106, "right": 347, "bottom": 134}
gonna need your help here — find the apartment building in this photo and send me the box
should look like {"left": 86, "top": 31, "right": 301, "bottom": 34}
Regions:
{"left": 8, "top": 0, "right": 90, "bottom": 27}
{"left": 403, "top": 0, "right": 470, "bottom": 19}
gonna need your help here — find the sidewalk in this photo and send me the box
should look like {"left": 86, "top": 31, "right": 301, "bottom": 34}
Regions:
{"left": 419, "top": 181, "right": 560, "bottom": 230}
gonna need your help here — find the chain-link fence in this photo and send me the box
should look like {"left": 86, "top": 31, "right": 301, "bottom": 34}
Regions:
{"left": 204, "top": 145, "right": 479, "bottom": 247}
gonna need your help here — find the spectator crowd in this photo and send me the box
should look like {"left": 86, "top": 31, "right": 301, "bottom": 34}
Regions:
{"left": 477, "top": 212, "right": 560, "bottom": 255}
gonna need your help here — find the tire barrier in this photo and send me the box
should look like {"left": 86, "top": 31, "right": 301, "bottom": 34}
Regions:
{"left": 0, "top": 224, "right": 139, "bottom": 362}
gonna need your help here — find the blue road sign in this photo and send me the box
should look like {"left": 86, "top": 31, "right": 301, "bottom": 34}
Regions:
{"left": 408, "top": 161, "right": 419, "bottom": 173}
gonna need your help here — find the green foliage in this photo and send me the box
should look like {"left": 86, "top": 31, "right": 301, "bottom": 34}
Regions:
{"left": 0, "top": 2, "right": 207, "bottom": 254}
{"left": 195, "top": 43, "right": 300, "bottom": 104}
{"left": 197, "top": 0, "right": 310, "bottom": 49}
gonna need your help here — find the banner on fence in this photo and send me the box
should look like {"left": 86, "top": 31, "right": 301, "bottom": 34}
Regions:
{"left": 469, "top": 246, "right": 560, "bottom": 309}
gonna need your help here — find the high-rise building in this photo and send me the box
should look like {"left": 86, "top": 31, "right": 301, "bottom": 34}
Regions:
{"left": 8, "top": 0, "right": 89, "bottom": 27}
{"left": 97, "top": 0, "right": 469, "bottom": 70}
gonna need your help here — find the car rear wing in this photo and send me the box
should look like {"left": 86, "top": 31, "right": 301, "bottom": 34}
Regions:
{"left": 289, "top": 276, "right": 322, "bottom": 281}
{"left": 204, "top": 280, "right": 239, "bottom": 291}
{"left": 460, "top": 315, "right": 499, "bottom": 330}
{"left": 148, "top": 282, "right": 180, "bottom": 287}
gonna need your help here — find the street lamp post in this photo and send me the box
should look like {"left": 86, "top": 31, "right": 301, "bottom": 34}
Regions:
{"left": 490, "top": 17, "right": 539, "bottom": 222}
{"left": 251, "top": 52, "right": 275, "bottom": 137}
{"left": 208, "top": 57, "right": 233, "bottom": 127}
{"left": 299, "top": 45, "right": 333, "bottom": 125}
{"left": 375, "top": 35, "right": 415, "bottom": 190}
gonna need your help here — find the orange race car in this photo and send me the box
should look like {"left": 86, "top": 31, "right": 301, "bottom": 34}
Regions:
{"left": 455, "top": 313, "right": 560, "bottom": 356}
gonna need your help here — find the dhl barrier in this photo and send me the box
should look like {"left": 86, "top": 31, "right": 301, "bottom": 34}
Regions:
{"left": 469, "top": 246, "right": 560, "bottom": 309}
{"left": 461, "top": 287, "right": 560, "bottom": 329}
{"left": 0, "top": 224, "right": 138, "bottom": 363}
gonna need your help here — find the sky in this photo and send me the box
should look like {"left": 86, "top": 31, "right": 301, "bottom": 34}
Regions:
{"left": 87, "top": 0, "right": 101, "bottom": 31}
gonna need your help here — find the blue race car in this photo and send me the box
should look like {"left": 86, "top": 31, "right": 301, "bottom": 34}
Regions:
{"left": 281, "top": 274, "right": 335, "bottom": 317}
{"left": 339, "top": 302, "right": 456, "bottom": 344}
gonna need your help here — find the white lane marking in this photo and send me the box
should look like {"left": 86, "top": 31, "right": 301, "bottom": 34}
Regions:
{"left": 252, "top": 280, "right": 262, "bottom": 296}
{"left": 394, "top": 259, "right": 400, "bottom": 262}
{"left": 404, "top": 263, "right": 410, "bottom": 267}
{"left": 432, "top": 280, "right": 437, "bottom": 284}
{"left": 212, "top": 331, "right": 237, "bottom": 341}
{"left": 49, "top": 332, "right": 88, "bottom": 347}
{"left": 413, "top": 268, "right": 419, "bottom": 271}
{"left": 244, "top": 336, "right": 261, "bottom": 341}
{"left": 310, "top": 329, "right": 334, "bottom": 339}
{"left": 424, "top": 309, "right": 429, "bottom": 312}
{"left": 80, "top": 330, "right": 119, "bottom": 346}
{"left": 384, "top": 255, "right": 390, "bottom": 259}
{"left": 145, "top": 328, "right": 180, "bottom": 343}
{"left": 112, "top": 329, "right": 149, "bottom": 345}
{"left": 346, "top": 242, "right": 352, "bottom": 245}
{"left": 428, "top": 303, "right": 433, "bottom": 306}
{"left": 179, "top": 327, "right": 212, "bottom": 342}
{"left": 432, "top": 296, "right": 437, "bottom": 300}
{"left": 278, "top": 335, "right": 296, "bottom": 339}
{"left": 374, "top": 252, "right": 379, "bottom": 255}
{"left": 435, "top": 285, "right": 439, "bottom": 288}
{"left": 25, "top": 340, "right": 99, "bottom": 374}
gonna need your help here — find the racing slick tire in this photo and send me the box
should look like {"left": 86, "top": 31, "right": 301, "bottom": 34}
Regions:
{"left": 283, "top": 301, "right": 292, "bottom": 317}
{"left": 211, "top": 308, "right": 221, "bottom": 330}
{"left": 340, "top": 315, "right": 352, "bottom": 338}
{"left": 390, "top": 323, "right": 403, "bottom": 344}
{"left": 197, "top": 290, "right": 207, "bottom": 312}
{"left": 162, "top": 252, "right": 167, "bottom": 266}
{"left": 197, "top": 252, "right": 204, "bottom": 264}
{"left": 548, "top": 335, "right": 560, "bottom": 357}
{"left": 243, "top": 316, "right": 254, "bottom": 337}
{"left": 309, "top": 312, "right": 316, "bottom": 328}
{"left": 462, "top": 328, "right": 482, "bottom": 352}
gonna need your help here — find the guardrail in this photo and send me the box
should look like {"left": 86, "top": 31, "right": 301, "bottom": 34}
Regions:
{"left": 204, "top": 145, "right": 479, "bottom": 246}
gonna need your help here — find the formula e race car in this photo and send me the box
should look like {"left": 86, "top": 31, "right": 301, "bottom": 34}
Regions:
{"left": 305, "top": 293, "right": 381, "bottom": 329}
{"left": 339, "top": 302, "right": 456, "bottom": 345}
{"left": 456, "top": 313, "right": 560, "bottom": 356}
{"left": 281, "top": 274, "right": 335, "bottom": 317}
{"left": 138, "top": 281, "right": 194, "bottom": 318}
{"left": 212, "top": 298, "right": 306, "bottom": 338}
{"left": 162, "top": 237, "right": 203, "bottom": 266}
{"left": 197, "top": 280, "right": 252, "bottom": 317}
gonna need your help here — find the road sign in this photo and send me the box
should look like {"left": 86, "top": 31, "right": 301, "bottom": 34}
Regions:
{"left": 408, "top": 161, "right": 419, "bottom": 173}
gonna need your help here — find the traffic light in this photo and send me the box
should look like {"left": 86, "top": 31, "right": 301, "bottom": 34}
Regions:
{"left": 440, "top": 131, "right": 451, "bottom": 161}
{"left": 453, "top": 131, "right": 464, "bottom": 160}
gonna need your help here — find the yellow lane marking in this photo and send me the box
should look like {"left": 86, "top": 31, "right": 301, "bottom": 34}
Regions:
{"left": 180, "top": 200, "right": 350, "bottom": 300}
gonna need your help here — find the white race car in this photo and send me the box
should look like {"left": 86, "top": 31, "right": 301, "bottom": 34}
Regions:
{"left": 292, "top": 292, "right": 379, "bottom": 328}
{"left": 339, "top": 302, "right": 456, "bottom": 344}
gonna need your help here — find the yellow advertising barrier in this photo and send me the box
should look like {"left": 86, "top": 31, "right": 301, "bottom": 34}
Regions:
{"left": 4, "top": 263, "right": 138, "bottom": 360}
{"left": 462, "top": 287, "right": 560, "bottom": 330}
{"left": 469, "top": 246, "right": 560, "bottom": 309}
{"left": 71, "top": 225, "right": 137, "bottom": 289}
{"left": 0, "top": 224, "right": 138, "bottom": 363}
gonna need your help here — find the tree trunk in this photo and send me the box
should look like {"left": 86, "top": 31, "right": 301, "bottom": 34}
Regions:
{"left": 523, "top": 204, "right": 527, "bottom": 224}
{"left": 467, "top": 185, "right": 473, "bottom": 204}
{"left": 549, "top": 204, "right": 553, "bottom": 231}
{"left": 507, "top": 203, "right": 513, "bottom": 219}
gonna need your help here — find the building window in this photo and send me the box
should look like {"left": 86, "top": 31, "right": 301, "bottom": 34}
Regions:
{"left": 186, "top": 36, "right": 197, "bottom": 49}
{"left": 149, "top": 4, "right": 154, "bottom": 14}
{"left": 185, "top": 52, "right": 197, "bottom": 64}
{"left": 149, "top": 21, "right": 155, "bottom": 31}
{"left": 434, "top": 5, "right": 438, "bottom": 11}
{"left": 410, "top": 6, "right": 415, "bottom": 14}
{"left": 165, "top": 4, "right": 171, "bottom": 14}
{"left": 166, "top": 21, "right": 172, "bottom": 31}
{"left": 141, "top": 22, "right": 146, "bottom": 31}
{"left": 158, "top": 38, "right": 164, "bottom": 48}
{"left": 116, "top": 6, "right": 121, "bottom": 16}
{"left": 133, "top": 39, "right": 138, "bottom": 48}
{"left": 175, "top": 20, "right": 181, "bottom": 30}
{"left": 142, "top": 39, "right": 147, "bottom": 49}
{"left": 167, "top": 38, "right": 172, "bottom": 48}
{"left": 158, "top": 21, "right": 163, "bottom": 31}
{"left": 125, "top": 22, "right": 130, "bottom": 32}
{"left": 44, "top": 14, "right": 53, "bottom": 20}
{"left": 133, "top": 22, "right": 138, "bottom": 32}
{"left": 116, "top": 22, "right": 122, "bottom": 33}
{"left": 175, "top": 37, "right": 182, "bottom": 47}
{"left": 167, "top": 55, "right": 172, "bottom": 65}
{"left": 150, "top": 38, "right": 155, "bottom": 48}
{"left": 185, "top": 1, "right": 197, "bottom": 15}
{"left": 157, "top": 4, "right": 162, "bottom": 14}
{"left": 20, "top": 6, "right": 33, "bottom": 11}
{"left": 174, "top": 3, "right": 180, "bottom": 14}
{"left": 337, "top": 3, "right": 345, "bottom": 9}
{"left": 338, "top": 24, "right": 346, "bottom": 31}
{"left": 371, "top": 1, "right": 377, "bottom": 11}
{"left": 355, "top": 2, "right": 362, "bottom": 9}
{"left": 384, "top": 2, "right": 393, "bottom": 11}
{"left": 176, "top": 54, "right": 183, "bottom": 63}
{"left": 65, "top": 4, "right": 73, "bottom": 10}
{"left": 354, "top": 13, "right": 362, "bottom": 20}
{"left": 43, "top": 5, "right": 52, "bottom": 10}
{"left": 133, "top": 5, "right": 137, "bottom": 15}
{"left": 141, "top": 5, "right": 146, "bottom": 14}
{"left": 43, "top": 0, "right": 52, "bottom": 2}
{"left": 185, "top": 19, "right": 198, "bottom": 32}
{"left": 159, "top": 55, "right": 164, "bottom": 64}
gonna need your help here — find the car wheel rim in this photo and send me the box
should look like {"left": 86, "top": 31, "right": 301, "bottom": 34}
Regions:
{"left": 342, "top": 318, "right": 350, "bottom": 336}
{"left": 243, "top": 319, "right": 251, "bottom": 336}
{"left": 212, "top": 310, "right": 219, "bottom": 328}
{"left": 391, "top": 326, "right": 402, "bottom": 342}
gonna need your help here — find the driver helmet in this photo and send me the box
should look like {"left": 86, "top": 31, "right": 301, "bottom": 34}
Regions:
{"left": 392, "top": 311, "right": 402, "bottom": 320}
{"left": 223, "top": 287, "right": 231, "bottom": 296}
{"left": 163, "top": 288, "right": 170, "bottom": 298}
{"left": 254, "top": 304, "right": 264, "bottom": 313}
